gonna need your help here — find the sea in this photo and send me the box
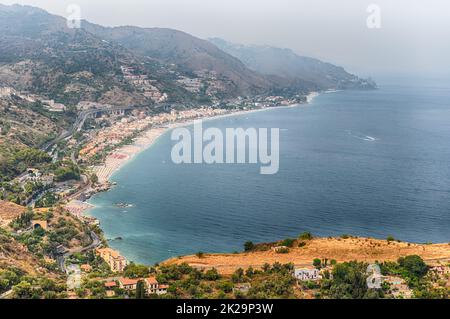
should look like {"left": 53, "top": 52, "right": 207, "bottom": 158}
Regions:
{"left": 87, "top": 83, "right": 450, "bottom": 265}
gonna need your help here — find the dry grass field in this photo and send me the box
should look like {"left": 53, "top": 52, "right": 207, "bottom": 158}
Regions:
{"left": 163, "top": 237, "right": 450, "bottom": 274}
{"left": 0, "top": 200, "right": 25, "bottom": 227}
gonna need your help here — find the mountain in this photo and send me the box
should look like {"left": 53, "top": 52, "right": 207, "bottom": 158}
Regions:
{"left": 0, "top": 4, "right": 374, "bottom": 108}
{"left": 209, "top": 38, "right": 376, "bottom": 91}
{"left": 81, "top": 24, "right": 273, "bottom": 97}
{"left": 0, "top": 4, "right": 180, "bottom": 106}
{"left": 0, "top": 4, "right": 273, "bottom": 106}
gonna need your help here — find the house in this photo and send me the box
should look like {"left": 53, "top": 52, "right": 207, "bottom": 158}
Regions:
{"left": 104, "top": 281, "right": 117, "bottom": 297}
{"left": 272, "top": 246, "right": 289, "bottom": 253}
{"left": 96, "top": 247, "right": 128, "bottom": 272}
{"left": 42, "top": 99, "right": 66, "bottom": 112}
{"left": 104, "top": 281, "right": 117, "bottom": 289}
{"left": 80, "top": 264, "right": 92, "bottom": 273}
{"left": 430, "top": 265, "right": 450, "bottom": 276}
{"left": 118, "top": 278, "right": 139, "bottom": 291}
{"left": 157, "top": 284, "right": 169, "bottom": 295}
{"left": 144, "top": 277, "right": 168, "bottom": 295}
{"left": 233, "top": 283, "right": 251, "bottom": 294}
{"left": 383, "top": 276, "right": 413, "bottom": 299}
{"left": 294, "top": 268, "right": 321, "bottom": 281}
{"left": 144, "top": 277, "right": 159, "bottom": 294}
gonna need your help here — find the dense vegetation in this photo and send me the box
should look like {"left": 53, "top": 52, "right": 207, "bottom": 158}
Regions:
{"left": 0, "top": 148, "right": 51, "bottom": 182}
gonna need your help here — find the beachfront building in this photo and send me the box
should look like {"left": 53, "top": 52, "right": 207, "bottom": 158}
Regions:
{"left": 96, "top": 247, "right": 128, "bottom": 272}
{"left": 294, "top": 268, "right": 322, "bottom": 281}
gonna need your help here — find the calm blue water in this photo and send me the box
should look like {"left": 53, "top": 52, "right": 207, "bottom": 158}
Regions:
{"left": 88, "top": 84, "right": 450, "bottom": 265}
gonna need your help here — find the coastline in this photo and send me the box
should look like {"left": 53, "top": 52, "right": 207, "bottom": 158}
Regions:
{"left": 72, "top": 91, "right": 321, "bottom": 258}
{"left": 162, "top": 236, "right": 450, "bottom": 275}
{"left": 89, "top": 91, "right": 321, "bottom": 191}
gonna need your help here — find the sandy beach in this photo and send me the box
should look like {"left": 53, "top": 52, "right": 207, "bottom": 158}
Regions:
{"left": 93, "top": 127, "right": 168, "bottom": 184}
{"left": 92, "top": 93, "right": 321, "bottom": 184}
{"left": 78, "top": 92, "right": 321, "bottom": 218}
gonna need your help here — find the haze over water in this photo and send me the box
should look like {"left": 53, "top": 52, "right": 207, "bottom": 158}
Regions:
{"left": 88, "top": 84, "right": 450, "bottom": 265}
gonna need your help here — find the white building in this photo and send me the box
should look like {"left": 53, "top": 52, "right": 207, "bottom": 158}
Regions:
{"left": 0, "top": 87, "right": 16, "bottom": 97}
{"left": 294, "top": 268, "right": 321, "bottom": 281}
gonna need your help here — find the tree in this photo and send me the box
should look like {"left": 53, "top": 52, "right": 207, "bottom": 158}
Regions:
{"left": 323, "top": 261, "right": 372, "bottom": 299}
{"left": 232, "top": 268, "right": 245, "bottom": 283}
{"left": 9, "top": 208, "right": 34, "bottom": 230}
{"left": 281, "top": 238, "right": 295, "bottom": 247}
{"left": 135, "top": 280, "right": 146, "bottom": 299}
{"left": 398, "top": 255, "right": 428, "bottom": 278}
{"left": 204, "top": 268, "right": 220, "bottom": 281}
{"left": 244, "top": 241, "right": 254, "bottom": 252}
{"left": 124, "top": 263, "right": 150, "bottom": 279}
{"left": 13, "top": 281, "right": 36, "bottom": 299}
{"left": 299, "top": 232, "right": 313, "bottom": 240}
{"left": 90, "top": 173, "right": 99, "bottom": 184}
{"left": 245, "top": 267, "right": 255, "bottom": 278}
{"left": 216, "top": 281, "right": 233, "bottom": 293}
{"left": 196, "top": 252, "right": 204, "bottom": 258}
{"left": 313, "top": 258, "right": 322, "bottom": 269}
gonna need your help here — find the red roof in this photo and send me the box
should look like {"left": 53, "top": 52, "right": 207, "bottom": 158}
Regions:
{"left": 159, "top": 284, "right": 169, "bottom": 289}
{"left": 119, "top": 278, "right": 139, "bottom": 286}
{"left": 104, "top": 281, "right": 117, "bottom": 288}
{"left": 145, "top": 276, "right": 159, "bottom": 285}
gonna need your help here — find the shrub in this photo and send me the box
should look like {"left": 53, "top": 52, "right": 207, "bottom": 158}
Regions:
{"left": 232, "top": 268, "right": 245, "bottom": 283}
{"left": 323, "top": 261, "right": 383, "bottom": 299}
{"left": 386, "top": 236, "right": 395, "bottom": 242}
{"left": 244, "top": 241, "right": 254, "bottom": 252}
{"left": 124, "top": 263, "right": 150, "bottom": 279}
{"left": 275, "top": 247, "right": 289, "bottom": 254}
{"left": 203, "top": 268, "right": 220, "bottom": 281}
{"left": 299, "top": 232, "right": 313, "bottom": 240}
{"left": 281, "top": 238, "right": 295, "bottom": 248}
{"left": 196, "top": 252, "right": 204, "bottom": 258}
{"left": 313, "top": 258, "right": 322, "bottom": 269}
{"left": 397, "top": 255, "right": 428, "bottom": 278}
{"left": 216, "top": 281, "right": 233, "bottom": 293}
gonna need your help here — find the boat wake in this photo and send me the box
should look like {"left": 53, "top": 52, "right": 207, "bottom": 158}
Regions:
{"left": 346, "top": 130, "right": 378, "bottom": 142}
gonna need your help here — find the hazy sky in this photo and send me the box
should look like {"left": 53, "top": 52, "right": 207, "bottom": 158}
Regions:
{"left": 1, "top": 0, "right": 449, "bottom": 80}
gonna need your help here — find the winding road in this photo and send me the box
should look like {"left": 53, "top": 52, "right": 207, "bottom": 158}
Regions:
{"left": 56, "top": 231, "right": 101, "bottom": 273}
{"left": 41, "top": 105, "right": 141, "bottom": 152}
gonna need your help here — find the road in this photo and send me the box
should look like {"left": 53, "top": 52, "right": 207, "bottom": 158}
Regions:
{"left": 41, "top": 105, "right": 141, "bottom": 152}
{"left": 56, "top": 231, "right": 101, "bottom": 273}
{"left": 0, "top": 289, "right": 13, "bottom": 299}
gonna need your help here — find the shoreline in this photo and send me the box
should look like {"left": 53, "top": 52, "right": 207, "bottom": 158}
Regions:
{"left": 162, "top": 236, "right": 450, "bottom": 275}
{"left": 69, "top": 91, "right": 321, "bottom": 258}
{"left": 84, "top": 91, "right": 321, "bottom": 201}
